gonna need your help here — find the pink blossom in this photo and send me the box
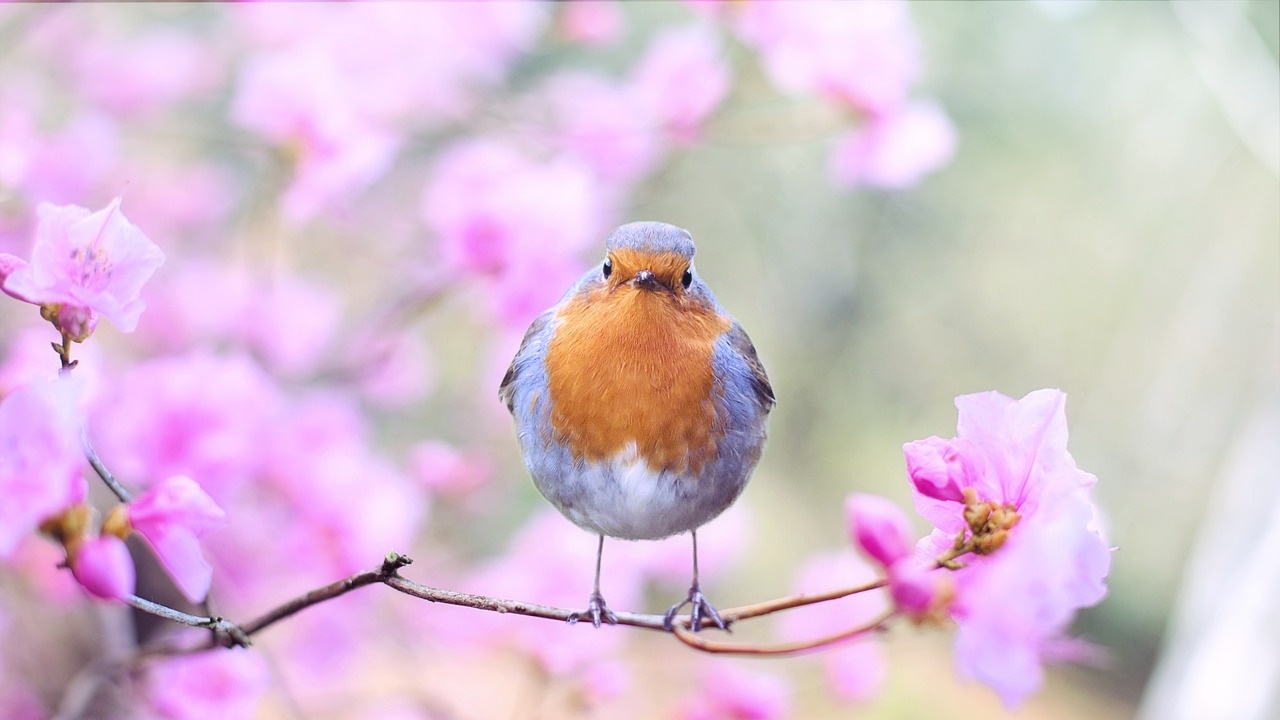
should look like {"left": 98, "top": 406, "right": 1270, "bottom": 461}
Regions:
{"left": 354, "top": 330, "right": 435, "bottom": 408}
{"left": 69, "top": 29, "right": 224, "bottom": 117}
{"left": 676, "top": 661, "right": 791, "bottom": 720}
{"left": 778, "top": 552, "right": 887, "bottom": 703}
{"left": 559, "top": 1, "right": 625, "bottom": 46}
{"left": 1, "top": 197, "right": 164, "bottom": 335}
{"left": 0, "top": 376, "right": 87, "bottom": 557}
{"left": 902, "top": 435, "right": 968, "bottom": 503}
{"left": 538, "top": 71, "right": 664, "bottom": 186}
{"left": 908, "top": 390, "right": 1099, "bottom": 537}
{"left": 231, "top": 45, "right": 400, "bottom": 222}
{"left": 240, "top": 273, "right": 341, "bottom": 376}
{"left": 907, "top": 389, "right": 1111, "bottom": 707}
{"left": 145, "top": 649, "right": 269, "bottom": 720}
{"left": 846, "top": 493, "right": 913, "bottom": 567}
{"left": 421, "top": 137, "right": 608, "bottom": 328}
{"left": 831, "top": 101, "right": 957, "bottom": 189}
{"left": 950, "top": 493, "right": 1110, "bottom": 707}
{"left": 18, "top": 113, "right": 120, "bottom": 206}
{"left": 71, "top": 535, "right": 135, "bottom": 601}
{"left": 631, "top": 24, "right": 730, "bottom": 144}
{"left": 234, "top": 4, "right": 546, "bottom": 123}
{"left": 127, "top": 475, "right": 227, "bottom": 603}
{"left": 735, "top": 1, "right": 921, "bottom": 115}
{"left": 90, "top": 352, "right": 283, "bottom": 493}
{"left": 409, "top": 440, "right": 491, "bottom": 497}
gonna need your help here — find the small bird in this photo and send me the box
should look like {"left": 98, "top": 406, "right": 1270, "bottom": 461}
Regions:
{"left": 500, "top": 222, "right": 774, "bottom": 631}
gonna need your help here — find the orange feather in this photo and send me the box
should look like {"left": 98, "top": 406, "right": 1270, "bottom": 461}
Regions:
{"left": 544, "top": 266, "right": 730, "bottom": 476}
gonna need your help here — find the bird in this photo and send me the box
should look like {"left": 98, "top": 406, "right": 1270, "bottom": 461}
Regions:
{"left": 499, "top": 221, "right": 774, "bottom": 631}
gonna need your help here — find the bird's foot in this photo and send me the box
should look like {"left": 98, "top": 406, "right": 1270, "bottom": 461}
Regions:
{"left": 663, "top": 583, "right": 728, "bottom": 633}
{"left": 567, "top": 591, "right": 617, "bottom": 628}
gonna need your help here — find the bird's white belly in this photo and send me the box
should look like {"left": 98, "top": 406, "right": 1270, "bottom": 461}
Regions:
{"left": 535, "top": 443, "right": 719, "bottom": 541}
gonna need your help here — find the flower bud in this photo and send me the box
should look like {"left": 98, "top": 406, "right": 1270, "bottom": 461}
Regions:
{"left": 846, "top": 493, "right": 913, "bottom": 568}
{"left": 903, "top": 437, "right": 968, "bottom": 503}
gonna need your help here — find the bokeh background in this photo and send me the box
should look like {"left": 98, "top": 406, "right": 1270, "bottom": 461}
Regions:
{"left": 1, "top": 2, "right": 1276, "bottom": 719}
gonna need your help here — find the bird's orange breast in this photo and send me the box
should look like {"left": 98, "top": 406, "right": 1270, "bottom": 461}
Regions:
{"left": 544, "top": 285, "right": 731, "bottom": 475}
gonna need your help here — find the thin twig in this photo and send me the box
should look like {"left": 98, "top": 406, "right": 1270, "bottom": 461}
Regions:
{"left": 126, "top": 595, "right": 249, "bottom": 647}
{"left": 82, "top": 429, "right": 132, "bottom": 503}
{"left": 670, "top": 609, "right": 897, "bottom": 656}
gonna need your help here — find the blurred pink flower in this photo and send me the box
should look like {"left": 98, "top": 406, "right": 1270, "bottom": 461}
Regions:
{"left": 902, "top": 435, "right": 968, "bottom": 503}
{"left": 242, "top": 273, "right": 342, "bottom": 376}
{"left": 232, "top": 45, "right": 400, "bottom": 222}
{"left": 676, "top": 661, "right": 791, "bottom": 720}
{"left": 19, "top": 113, "right": 120, "bottom": 206}
{"left": 831, "top": 101, "right": 957, "bottom": 189}
{"left": 1, "top": 197, "right": 164, "bottom": 336}
{"left": 409, "top": 440, "right": 492, "bottom": 497}
{"left": 539, "top": 71, "right": 664, "bottom": 186}
{"left": 421, "top": 137, "right": 608, "bottom": 328}
{"left": 778, "top": 552, "right": 887, "bottom": 704}
{"left": 145, "top": 649, "right": 269, "bottom": 720}
{"left": 235, "top": 3, "right": 546, "bottom": 123}
{"left": 127, "top": 475, "right": 227, "bottom": 603}
{"left": 90, "top": 352, "right": 283, "bottom": 492}
{"left": 632, "top": 24, "right": 730, "bottom": 144}
{"left": 559, "top": 1, "right": 625, "bottom": 46}
{"left": 69, "top": 29, "right": 224, "bottom": 117}
{"left": 907, "top": 389, "right": 1111, "bottom": 707}
{"left": 0, "top": 376, "right": 86, "bottom": 557}
{"left": 354, "top": 330, "right": 435, "bottom": 408}
{"left": 71, "top": 535, "right": 134, "bottom": 601}
{"left": 735, "top": 0, "right": 921, "bottom": 114}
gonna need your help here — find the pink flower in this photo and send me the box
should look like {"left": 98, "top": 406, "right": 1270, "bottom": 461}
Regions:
{"left": 631, "top": 24, "right": 730, "bottom": 144}
{"left": 90, "top": 351, "right": 283, "bottom": 494}
{"left": 906, "top": 389, "right": 1111, "bottom": 707}
{"left": 145, "top": 649, "right": 269, "bottom": 720}
{"left": 831, "top": 101, "right": 957, "bottom": 189}
{"left": 951, "top": 493, "right": 1110, "bottom": 707}
{"left": 0, "top": 376, "right": 86, "bottom": 557}
{"left": 69, "top": 29, "right": 224, "bottom": 118}
{"left": 559, "top": 1, "right": 625, "bottom": 46}
{"left": 231, "top": 45, "right": 400, "bottom": 222}
{"left": 409, "top": 440, "right": 491, "bottom": 497}
{"left": 1, "top": 197, "right": 164, "bottom": 336}
{"left": 421, "top": 137, "right": 608, "bottom": 328}
{"left": 778, "top": 552, "right": 887, "bottom": 703}
{"left": 538, "top": 71, "right": 664, "bottom": 186}
{"left": 70, "top": 535, "right": 135, "bottom": 601}
{"left": 127, "top": 475, "right": 227, "bottom": 603}
{"left": 676, "top": 661, "right": 791, "bottom": 720}
{"left": 735, "top": 1, "right": 922, "bottom": 115}
{"left": 846, "top": 493, "right": 913, "bottom": 567}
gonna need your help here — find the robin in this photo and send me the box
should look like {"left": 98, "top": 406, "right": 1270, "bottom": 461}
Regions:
{"left": 499, "top": 221, "right": 774, "bottom": 631}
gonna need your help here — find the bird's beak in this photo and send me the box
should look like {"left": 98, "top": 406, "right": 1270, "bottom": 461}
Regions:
{"left": 632, "top": 269, "right": 659, "bottom": 290}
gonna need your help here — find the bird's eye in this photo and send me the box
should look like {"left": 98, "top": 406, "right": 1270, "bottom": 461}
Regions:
{"left": 603, "top": 258, "right": 612, "bottom": 279}
{"left": 681, "top": 269, "right": 693, "bottom": 289}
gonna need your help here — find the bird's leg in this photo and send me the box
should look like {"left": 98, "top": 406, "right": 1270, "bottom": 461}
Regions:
{"left": 664, "top": 530, "right": 728, "bottom": 632}
{"left": 568, "top": 534, "right": 618, "bottom": 628}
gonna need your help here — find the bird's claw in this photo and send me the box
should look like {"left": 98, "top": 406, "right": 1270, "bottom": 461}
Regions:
{"left": 663, "top": 583, "right": 728, "bottom": 633}
{"left": 567, "top": 591, "right": 617, "bottom": 628}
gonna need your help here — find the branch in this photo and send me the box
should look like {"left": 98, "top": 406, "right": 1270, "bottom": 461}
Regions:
{"left": 132, "top": 552, "right": 902, "bottom": 659}
{"left": 83, "top": 429, "right": 132, "bottom": 503}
